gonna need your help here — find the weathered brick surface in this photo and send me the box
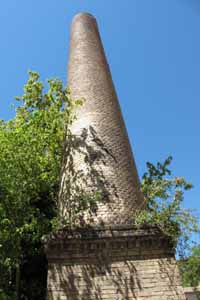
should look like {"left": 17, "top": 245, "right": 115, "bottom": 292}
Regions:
{"left": 45, "top": 226, "right": 186, "bottom": 300}
{"left": 46, "top": 13, "right": 186, "bottom": 300}
{"left": 59, "top": 12, "right": 145, "bottom": 225}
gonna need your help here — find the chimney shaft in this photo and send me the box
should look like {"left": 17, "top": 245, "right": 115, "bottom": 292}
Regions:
{"left": 61, "top": 13, "right": 144, "bottom": 225}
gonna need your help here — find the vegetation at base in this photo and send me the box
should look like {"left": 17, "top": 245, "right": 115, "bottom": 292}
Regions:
{"left": 179, "top": 244, "right": 200, "bottom": 287}
{"left": 135, "top": 156, "right": 199, "bottom": 258}
{"left": 0, "top": 72, "right": 199, "bottom": 299}
{"left": 0, "top": 71, "right": 81, "bottom": 300}
{"left": 136, "top": 157, "right": 200, "bottom": 287}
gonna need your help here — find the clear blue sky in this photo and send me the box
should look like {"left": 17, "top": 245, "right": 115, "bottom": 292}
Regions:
{"left": 0, "top": 0, "right": 199, "bottom": 240}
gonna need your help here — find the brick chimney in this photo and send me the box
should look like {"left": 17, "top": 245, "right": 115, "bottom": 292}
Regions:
{"left": 59, "top": 12, "right": 145, "bottom": 225}
{"left": 44, "top": 13, "right": 186, "bottom": 300}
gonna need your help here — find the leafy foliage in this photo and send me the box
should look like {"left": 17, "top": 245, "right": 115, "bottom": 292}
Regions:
{"left": 179, "top": 244, "right": 200, "bottom": 287}
{"left": 135, "top": 156, "right": 199, "bottom": 257}
{"left": 0, "top": 71, "right": 77, "bottom": 299}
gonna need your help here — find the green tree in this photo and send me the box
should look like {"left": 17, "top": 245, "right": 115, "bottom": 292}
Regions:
{"left": 179, "top": 244, "right": 200, "bottom": 287}
{"left": 135, "top": 156, "right": 199, "bottom": 257}
{"left": 0, "top": 71, "right": 79, "bottom": 299}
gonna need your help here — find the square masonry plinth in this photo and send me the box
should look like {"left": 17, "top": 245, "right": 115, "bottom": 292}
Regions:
{"left": 44, "top": 226, "right": 186, "bottom": 300}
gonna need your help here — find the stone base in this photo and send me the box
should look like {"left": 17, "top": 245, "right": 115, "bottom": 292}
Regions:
{"left": 44, "top": 225, "right": 186, "bottom": 300}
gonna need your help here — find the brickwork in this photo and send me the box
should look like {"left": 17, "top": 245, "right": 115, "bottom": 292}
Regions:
{"left": 45, "top": 12, "right": 186, "bottom": 300}
{"left": 45, "top": 226, "right": 186, "bottom": 300}
{"left": 59, "top": 13, "right": 145, "bottom": 225}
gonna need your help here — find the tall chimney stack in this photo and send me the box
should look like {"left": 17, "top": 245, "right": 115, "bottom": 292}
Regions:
{"left": 45, "top": 14, "right": 186, "bottom": 300}
{"left": 60, "top": 12, "right": 144, "bottom": 225}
